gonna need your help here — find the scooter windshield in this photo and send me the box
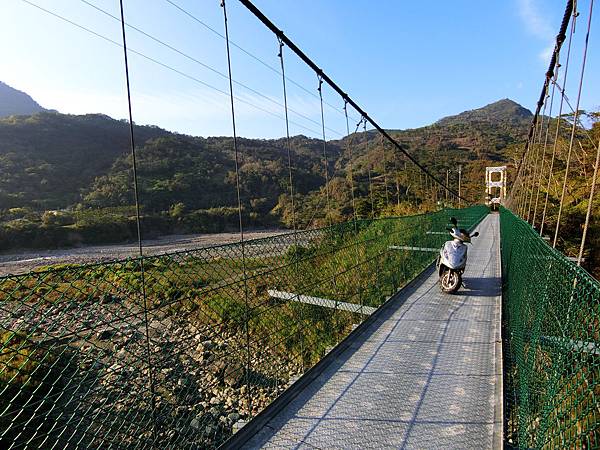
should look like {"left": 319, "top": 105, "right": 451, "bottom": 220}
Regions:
{"left": 443, "top": 240, "right": 468, "bottom": 270}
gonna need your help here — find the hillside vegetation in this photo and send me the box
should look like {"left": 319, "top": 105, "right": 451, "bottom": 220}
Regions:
{"left": 0, "top": 95, "right": 533, "bottom": 252}
{"left": 512, "top": 112, "right": 600, "bottom": 278}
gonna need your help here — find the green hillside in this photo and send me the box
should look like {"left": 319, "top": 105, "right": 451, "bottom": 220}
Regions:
{"left": 0, "top": 98, "right": 532, "bottom": 251}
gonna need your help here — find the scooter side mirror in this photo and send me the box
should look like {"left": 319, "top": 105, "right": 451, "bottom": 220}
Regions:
{"left": 471, "top": 232, "right": 479, "bottom": 237}
{"left": 450, "top": 217, "right": 457, "bottom": 226}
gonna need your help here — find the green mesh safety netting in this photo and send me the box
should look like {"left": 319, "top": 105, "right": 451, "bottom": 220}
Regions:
{"left": 500, "top": 206, "right": 600, "bottom": 449}
{"left": 0, "top": 206, "right": 487, "bottom": 449}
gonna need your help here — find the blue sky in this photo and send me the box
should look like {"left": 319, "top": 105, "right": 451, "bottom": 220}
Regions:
{"left": 0, "top": 0, "right": 597, "bottom": 139}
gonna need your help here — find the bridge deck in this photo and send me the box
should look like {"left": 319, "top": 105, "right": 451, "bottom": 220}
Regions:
{"left": 242, "top": 214, "right": 502, "bottom": 449}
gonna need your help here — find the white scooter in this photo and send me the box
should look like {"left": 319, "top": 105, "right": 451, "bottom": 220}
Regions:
{"left": 436, "top": 217, "right": 479, "bottom": 293}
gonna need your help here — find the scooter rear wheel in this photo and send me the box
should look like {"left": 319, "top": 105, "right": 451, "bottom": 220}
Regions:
{"left": 440, "top": 270, "right": 461, "bottom": 293}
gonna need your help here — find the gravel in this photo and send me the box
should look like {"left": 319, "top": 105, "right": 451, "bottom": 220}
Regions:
{"left": 0, "top": 229, "right": 286, "bottom": 275}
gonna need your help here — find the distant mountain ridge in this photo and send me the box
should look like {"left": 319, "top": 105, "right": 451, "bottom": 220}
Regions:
{"left": 0, "top": 82, "right": 47, "bottom": 118}
{"left": 0, "top": 82, "right": 534, "bottom": 250}
{"left": 0, "top": 86, "right": 532, "bottom": 215}
{"left": 436, "top": 99, "right": 532, "bottom": 126}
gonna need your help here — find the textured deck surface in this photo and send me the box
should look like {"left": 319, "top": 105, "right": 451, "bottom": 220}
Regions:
{"left": 243, "top": 215, "right": 502, "bottom": 449}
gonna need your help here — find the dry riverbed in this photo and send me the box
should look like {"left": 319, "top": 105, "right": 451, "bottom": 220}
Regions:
{"left": 0, "top": 229, "right": 286, "bottom": 276}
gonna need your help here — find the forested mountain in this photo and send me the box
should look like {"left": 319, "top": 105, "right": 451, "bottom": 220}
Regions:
{"left": 0, "top": 91, "right": 532, "bottom": 251}
{"left": 306, "top": 98, "right": 532, "bottom": 221}
{"left": 436, "top": 98, "right": 532, "bottom": 127}
{"left": 0, "top": 82, "right": 46, "bottom": 118}
{"left": 0, "top": 113, "right": 170, "bottom": 209}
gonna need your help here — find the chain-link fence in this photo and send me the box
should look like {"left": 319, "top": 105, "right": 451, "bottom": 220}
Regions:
{"left": 500, "top": 206, "right": 599, "bottom": 449}
{"left": 1, "top": 206, "right": 487, "bottom": 449}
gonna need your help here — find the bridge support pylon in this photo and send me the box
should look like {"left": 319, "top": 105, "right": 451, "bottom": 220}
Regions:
{"left": 485, "top": 166, "right": 507, "bottom": 210}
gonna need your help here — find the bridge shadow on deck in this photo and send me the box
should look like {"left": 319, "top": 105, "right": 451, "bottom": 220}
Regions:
{"left": 463, "top": 276, "right": 502, "bottom": 297}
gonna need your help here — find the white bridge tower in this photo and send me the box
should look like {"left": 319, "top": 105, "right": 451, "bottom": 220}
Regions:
{"left": 485, "top": 166, "right": 507, "bottom": 209}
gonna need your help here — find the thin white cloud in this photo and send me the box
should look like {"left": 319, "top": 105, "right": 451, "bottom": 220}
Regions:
{"left": 517, "top": 0, "right": 555, "bottom": 61}
{"left": 538, "top": 44, "right": 555, "bottom": 63}
{"left": 517, "top": 0, "right": 553, "bottom": 38}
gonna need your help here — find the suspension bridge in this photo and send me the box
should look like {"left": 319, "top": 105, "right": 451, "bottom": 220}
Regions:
{"left": 1, "top": 0, "right": 599, "bottom": 449}
{"left": 234, "top": 213, "right": 502, "bottom": 449}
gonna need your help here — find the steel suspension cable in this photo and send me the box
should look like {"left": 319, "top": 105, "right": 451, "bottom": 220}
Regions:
{"left": 117, "top": 0, "right": 157, "bottom": 441}
{"left": 553, "top": 0, "right": 594, "bottom": 248}
{"left": 277, "top": 38, "right": 297, "bottom": 237}
{"left": 276, "top": 38, "right": 305, "bottom": 370}
{"left": 396, "top": 159, "right": 403, "bottom": 208}
{"left": 343, "top": 101, "right": 358, "bottom": 223}
{"left": 532, "top": 75, "right": 558, "bottom": 229}
{"left": 549, "top": 78, "right": 599, "bottom": 148}
{"left": 510, "top": 0, "right": 575, "bottom": 204}
{"left": 363, "top": 120, "right": 375, "bottom": 218}
{"left": 20, "top": 0, "right": 330, "bottom": 139}
{"left": 511, "top": 161, "right": 523, "bottom": 213}
{"left": 521, "top": 119, "right": 538, "bottom": 217}
{"left": 517, "top": 153, "right": 531, "bottom": 216}
{"left": 524, "top": 116, "right": 546, "bottom": 218}
{"left": 526, "top": 96, "right": 549, "bottom": 221}
{"left": 445, "top": 169, "right": 449, "bottom": 204}
{"left": 164, "top": 0, "right": 360, "bottom": 124}
{"left": 317, "top": 76, "right": 331, "bottom": 225}
{"left": 509, "top": 168, "right": 524, "bottom": 212}
{"left": 578, "top": 137, "right": 600, "bottom": 265}
{"left": 79, "top": 0, "right": 338, "bottom": 136}
{"left": 418, "top": 172, "right": 424, "bottom": 206}
{"left": 516, "top": 121, "right": 546, "bottom": 218}
{"left": 540, "top": 14, "right": 576, "bottom": 236}
{"left": 237, "top": 0, "right": 465, "bottom": 202}
{"left": 381, "top": 134, "right": 390, "bottom": 206}
{"left": 513, "top": 6, "right": 571, "bottom": 217}
{"left": 514, "top": 135, "right": 537, "bottom": 216}
{"left": 458, "top": 165, "right": 462, "bottom": 207}
{"left": 220, "top": 0, "right": 252, "bottom": 416}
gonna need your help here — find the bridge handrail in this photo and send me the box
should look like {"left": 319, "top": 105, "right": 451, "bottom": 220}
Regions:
{"left": 500, "top": 206, "right": 599, "bottom": 449}
{"left": 0, "top": 206, "right": 487, "bottom": 448}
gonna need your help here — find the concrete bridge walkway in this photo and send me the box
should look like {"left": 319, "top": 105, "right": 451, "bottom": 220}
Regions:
{"left": 241, "top": 214, "right": 502, "bottom": 449}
